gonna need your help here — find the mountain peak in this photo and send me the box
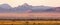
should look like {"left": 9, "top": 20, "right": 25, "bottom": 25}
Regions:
{"left": 0, "top": 4, "right": 12, "bottom": 9}
{"left": 21, "top": 3, "right": 29, "bottom": 6}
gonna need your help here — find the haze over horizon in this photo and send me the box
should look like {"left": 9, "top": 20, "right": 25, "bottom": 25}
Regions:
{"left": 0, "top": 0, "right": 60, "bottom": 7}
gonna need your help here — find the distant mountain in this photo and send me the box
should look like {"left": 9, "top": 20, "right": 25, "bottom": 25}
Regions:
{"left": 14, "top": 3, "right": 54, "bottom": 13}
{"left": 0, "top": 3, "right": 60, "bottom": 13}
{"left": 44, "top": 7, "right": 60, "bottom": 12}
{"left": 32, "top": 6, "right": 53, "bottom": 13}
{"left": 0, "top": 4, "right": 12, "bottom": 9}
{"left": 0, "top": 4, "right": 12, "bottom": 13}
{"left": 14, "top": 3, "right": 32, "bottom": 13}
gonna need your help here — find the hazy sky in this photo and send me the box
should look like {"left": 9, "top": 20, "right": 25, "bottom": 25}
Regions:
{"left": 0, "top": 0, "right": 60, "bottom": 7}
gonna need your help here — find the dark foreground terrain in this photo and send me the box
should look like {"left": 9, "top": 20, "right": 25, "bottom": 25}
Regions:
{"left": 0, "top": 19, "right": 60, "bottom": 25}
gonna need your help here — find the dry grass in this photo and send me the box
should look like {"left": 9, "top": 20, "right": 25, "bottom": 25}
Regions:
{"left": 0, "top": 21, "right": 60, "bottom": 24}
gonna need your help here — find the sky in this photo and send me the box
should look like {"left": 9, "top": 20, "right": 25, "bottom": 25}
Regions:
{"left": 0, "top": 0, "right": 60, "bottom": 7}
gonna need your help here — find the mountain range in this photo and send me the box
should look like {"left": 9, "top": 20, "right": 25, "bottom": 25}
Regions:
{"left": 0, "top": 3, "right": 60, "bottom": 13}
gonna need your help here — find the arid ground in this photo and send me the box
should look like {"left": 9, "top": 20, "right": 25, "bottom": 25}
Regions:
{"left": 0, "top": 12, "right": 60, "bottom": 19}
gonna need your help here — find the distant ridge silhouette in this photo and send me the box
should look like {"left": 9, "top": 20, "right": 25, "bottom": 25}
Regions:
{"left": 0, "top": 3, "right": 60, "bottom": 13}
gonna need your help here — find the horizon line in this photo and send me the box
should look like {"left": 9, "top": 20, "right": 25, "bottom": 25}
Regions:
{"left": 0, "top": 3, "right": 60, "bottom": 7}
